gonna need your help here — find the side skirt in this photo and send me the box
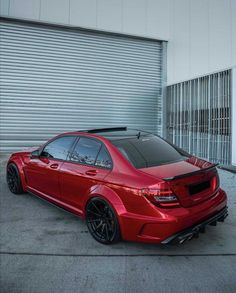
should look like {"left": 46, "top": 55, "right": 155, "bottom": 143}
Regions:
{"left": 26, "top": 187, "right": 84, "bottom": 219}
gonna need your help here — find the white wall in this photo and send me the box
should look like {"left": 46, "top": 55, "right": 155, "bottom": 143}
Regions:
{"left": 0, "top": 0, "right": 235, "bottom": 85}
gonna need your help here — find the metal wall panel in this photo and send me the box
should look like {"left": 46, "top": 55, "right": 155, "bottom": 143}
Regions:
{"left": 167, "top": 70, "right": 232, "bottom": 165}
{"left": 0, "top": 20, "right": 163, "bottom": 151}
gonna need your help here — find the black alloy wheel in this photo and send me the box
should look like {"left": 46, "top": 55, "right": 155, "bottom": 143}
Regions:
{"left": 7, "top": 163, "right": 24, "bottom": 194}
{"left": 86, "top": 197, "right": 120, "bottom": 244}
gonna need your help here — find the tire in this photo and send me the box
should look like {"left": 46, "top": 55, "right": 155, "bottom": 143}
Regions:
{"left": 86, "top": 197, "right": 121, "bottom": 244}
{"left": 6, "top": 163, "right": 24, "bottom": 194}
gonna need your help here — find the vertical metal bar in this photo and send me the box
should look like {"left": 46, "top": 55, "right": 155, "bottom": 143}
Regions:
{"left": 221, "top": 72, "right": 223, "bottom": 164}
{"left": 203, "top": 77, "right": 205, "bottom": 159}
{"left": 223, "top": 71, "right": 225, "bottom": 164}
{"left": 218, "top": 72, "right": 221, "bottom": 163}
{"left": 193, "top": 79, "right": 196, "bottom": 156}
{"left": 228, "top": 69, "right": 232, "bottom": 165}
{"left": 212, "top": 74, "right": 215, "bottom": 162}
{"left": 196, "top": 78, "right": 200, "bottom": 157}
{"left": 178, "top": 84, "right": 180, "bottom": 147}
{"left": 161, "top": 41, "right": 168, "bottom": 138}
{"left": 208, "top": 75, "right": 211, "bottom": 161}
{"left": 172, "top": 86, "right": 174, "bottom": 143}
{"left": 180, "top": 83, "right": 183, "bottom": 148}
{"left": 173, "top": 85, "right": 176, "bottom": 144}
{"left": 189, "top": 80, "right": 192, "bottom": 154}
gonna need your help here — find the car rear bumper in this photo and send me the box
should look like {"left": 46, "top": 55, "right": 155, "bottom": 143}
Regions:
{"left": 161, "top": 206, "right": 228, "bottom": 244}
{"left": 119, "top": 188, "right": 227, "bottom": 243}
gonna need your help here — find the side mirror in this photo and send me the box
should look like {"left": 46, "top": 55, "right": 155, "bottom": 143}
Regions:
{"left": 31, "top": 149, "right": 40, "bottom": 158}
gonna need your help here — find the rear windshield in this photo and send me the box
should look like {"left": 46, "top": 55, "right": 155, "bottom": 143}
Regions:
{"left": 112, "top": 135, "right": 186, "bottom": 169}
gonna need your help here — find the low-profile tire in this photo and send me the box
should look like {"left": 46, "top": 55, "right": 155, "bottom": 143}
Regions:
{"left": 86, "top": 197, "right": 121, "bottom": 244}
{"left": 6, "top": 163, "right": 24, "bottom": 194}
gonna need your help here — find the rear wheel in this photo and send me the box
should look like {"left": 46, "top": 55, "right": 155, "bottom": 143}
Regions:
{"left": 7, "top": 163, "right": 24, "bottom": 194}
{"left": 86, "top": 197, "right": 120, "bottom": 244}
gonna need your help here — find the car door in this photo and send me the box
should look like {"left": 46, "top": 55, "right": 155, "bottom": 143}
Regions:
{"left": 59, "top": 137, "right": 112, "bottom": 213}
{"left": 24, "top": 135, "right": 77, "bottom": 199}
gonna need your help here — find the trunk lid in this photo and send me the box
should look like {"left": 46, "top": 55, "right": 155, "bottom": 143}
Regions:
{"left": 139, "top": 157, "right": 219, "bottom": 208}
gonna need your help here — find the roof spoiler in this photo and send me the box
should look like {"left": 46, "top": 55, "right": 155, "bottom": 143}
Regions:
{"left": 163, "top": 163, "right": 219, "bottom": 181}
{"left": 80, "top": 127, "right": 127, "bottom": 133}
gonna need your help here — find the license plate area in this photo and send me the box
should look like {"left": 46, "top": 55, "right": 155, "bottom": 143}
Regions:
{"left": 189, "top": 180, "right": 211, "bottom": 195}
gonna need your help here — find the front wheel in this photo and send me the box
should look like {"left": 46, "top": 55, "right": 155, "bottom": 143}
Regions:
{"left": 7, "top": 163, "right": 24, "bottom": 194}
{"left": 86, "top": 197, "right": 121, "bottom": 244}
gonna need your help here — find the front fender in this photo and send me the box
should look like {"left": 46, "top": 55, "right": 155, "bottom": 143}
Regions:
{"left": 7, "top": 156, "right": 27, "bottom": 191}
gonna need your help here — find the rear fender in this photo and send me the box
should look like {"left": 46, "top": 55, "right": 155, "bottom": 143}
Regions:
{"left": 82, "top": 184, "right": 126, "bottom": 219}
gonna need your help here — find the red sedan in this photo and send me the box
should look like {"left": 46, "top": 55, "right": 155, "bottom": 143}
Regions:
{"left": 6, "top": 127, "right": 228, "bottom": 244}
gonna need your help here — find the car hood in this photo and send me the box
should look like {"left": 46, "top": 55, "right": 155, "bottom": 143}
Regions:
{"left": 9, "top": 147, "right": 39, "bottom": 162}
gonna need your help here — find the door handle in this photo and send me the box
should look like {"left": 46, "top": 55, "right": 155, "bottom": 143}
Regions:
{"left": 85, "top": 169, "right": 97, "bottom": 176}
{"left": 50, "top": 163, "right": 59, "bottom": 169}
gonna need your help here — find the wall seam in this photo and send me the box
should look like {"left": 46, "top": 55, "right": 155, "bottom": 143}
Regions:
{"left": 230, "top": 0, "right": 233, "bottom": 65}
{"left": 8, "top": 0, "right": 10, "bottom": 15}
{"left": 189, "top": 0, "right": 191, "bottom": 78}
{"left": 145, "top": 0, "right": 148, "bottom": 36}
{"left": 95, "top": 0, "right": 98, "bottom": 28}
{"left": 68, "top": 0, "right": 70, "bottom": 24}
{"left": 39, "top": 0, "right": 41, "bottom": 20}
{"left": 207, "top": 0, "right": 210, "bottom": 73}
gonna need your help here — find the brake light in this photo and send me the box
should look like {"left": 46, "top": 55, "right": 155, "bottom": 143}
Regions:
{"left": 212, "top": 173, "right": 220, "bottom": 191}
{"left": 141, "top": 182, "right": 180, "bottom": 208}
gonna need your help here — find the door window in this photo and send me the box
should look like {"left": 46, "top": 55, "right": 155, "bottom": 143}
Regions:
{"left": 95, "top": 146, "right": 112, "bottom": 169}
{"left": 41, "top": 136, "right": 76, "bottom": 160}
{"left": 70, "top": 137, "right": 101, "bottom": 165}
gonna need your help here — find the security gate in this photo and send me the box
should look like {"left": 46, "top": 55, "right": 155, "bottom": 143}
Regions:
{"left": 166, "top": 70, "right": 232, "bottom": 165}
{"left": 0, "top": 19, "right": 163, "bottom": 151}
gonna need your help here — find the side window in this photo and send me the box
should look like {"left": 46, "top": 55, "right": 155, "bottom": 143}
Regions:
{"left": 95, "top": 146, "right": 112, "bottom": 169}
{"left": 70, "top": 137, "right": 101, "bottom": 165}
{"left": 41, "top": 136, "right": 76, "bottom": 160}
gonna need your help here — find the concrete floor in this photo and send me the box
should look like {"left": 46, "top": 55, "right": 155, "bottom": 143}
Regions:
{"left": 0, "top": 153, "right": 236, "bottom": 293}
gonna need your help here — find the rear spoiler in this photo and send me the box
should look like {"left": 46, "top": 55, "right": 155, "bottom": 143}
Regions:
{"left": 163, "top": 163, "right": 219, "bottom": 181}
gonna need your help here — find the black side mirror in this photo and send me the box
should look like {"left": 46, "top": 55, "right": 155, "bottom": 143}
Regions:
{"left": 31, "top": 149, "right": 40, "bottom": 158}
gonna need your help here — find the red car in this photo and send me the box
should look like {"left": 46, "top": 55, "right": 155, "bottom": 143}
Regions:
{"left": 7, "top": 127, "right": 228, "bottom": 244}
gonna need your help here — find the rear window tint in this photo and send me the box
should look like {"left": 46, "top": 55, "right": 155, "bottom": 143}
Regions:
{"left": 112, "top": 135, "right": 185, "bottom": 168}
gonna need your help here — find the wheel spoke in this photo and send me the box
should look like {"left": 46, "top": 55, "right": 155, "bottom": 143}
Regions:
{"left": 105, "top": 224, "right": 109, "bottom": 240}
{"left": 91, "top": 201, "right": 103, "bottom": 215}
{"left": 100, "top": 223, "right": 105, "bottom": 236}
{"left": 87, "top": 209, "right": 101, "bottom": 217}
{"left": 94, "top": 221, "right": 103, "bottom": 231}
{"left": 8, "top": 168, "right": 13, "bottom": 175}
{"left": 106, "top": 221, "right": 113, "bottom": 231}
{"left": 87, "top": 218, "right": 101, "bottom": 224}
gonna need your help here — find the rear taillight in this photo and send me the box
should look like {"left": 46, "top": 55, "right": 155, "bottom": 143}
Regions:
{"left": 141, "top": 182, "right": 180, "bottom": 208}
{"left": 212, "top": 172, "right": 220, "bottom": 192}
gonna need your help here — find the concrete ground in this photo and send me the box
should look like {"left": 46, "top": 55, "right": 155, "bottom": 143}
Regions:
{"left": 0, "top": 153, "right": 236, "bottom": 293}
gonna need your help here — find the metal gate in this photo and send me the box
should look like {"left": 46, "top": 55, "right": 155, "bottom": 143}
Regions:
{"left": 0, "top": 19, "right": 163, "bottom": 151}
{"left": 166, "top": 70, "right": 232, "bottom": 165}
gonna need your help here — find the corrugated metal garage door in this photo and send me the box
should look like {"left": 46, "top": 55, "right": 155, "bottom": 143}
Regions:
{"left": 0, "top": 20, "right": 163, "bottom": 152}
